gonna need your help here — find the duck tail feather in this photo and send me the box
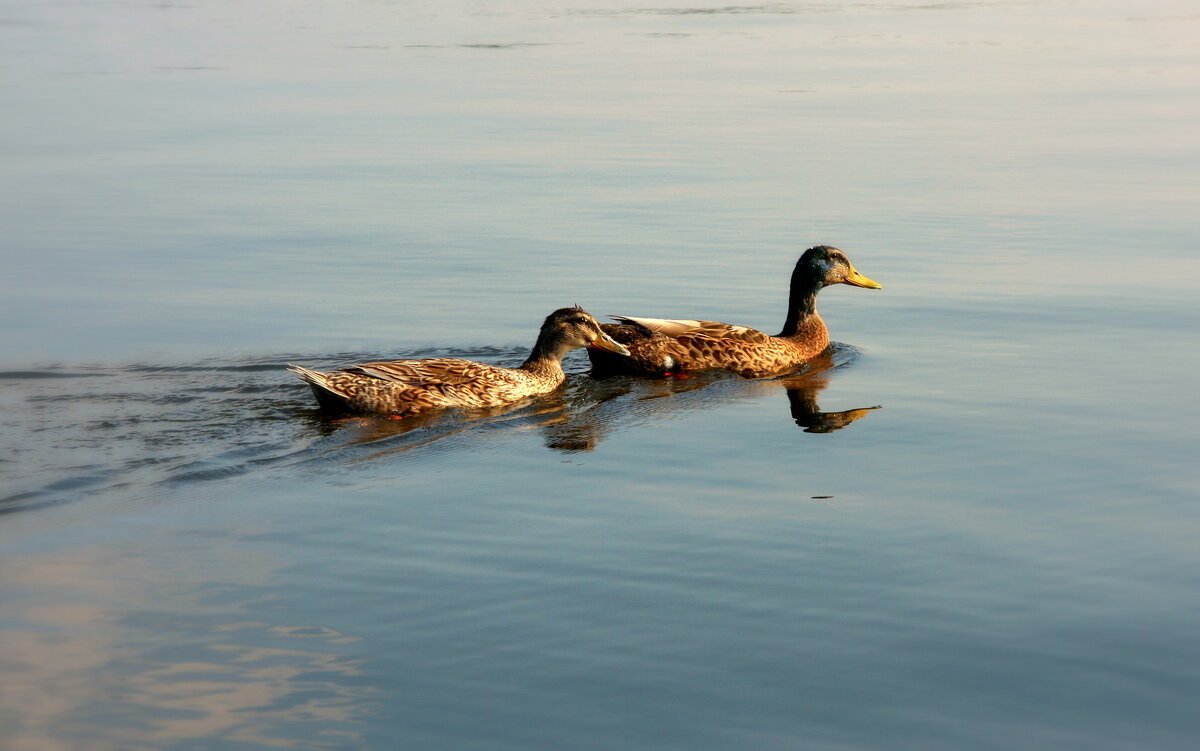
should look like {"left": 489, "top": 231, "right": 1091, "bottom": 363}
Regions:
{"left": 287, "top": 363, "right": 350, "bottom": 402}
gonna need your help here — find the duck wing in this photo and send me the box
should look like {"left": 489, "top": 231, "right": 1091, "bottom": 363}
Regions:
{"left": 608, "top": 315, "right": 767, "bottom": 342}
{"left": 340, "top": 358, "right": 507, "bottom": 387}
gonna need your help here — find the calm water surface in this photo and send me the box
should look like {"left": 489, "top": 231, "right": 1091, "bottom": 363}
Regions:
{"left": 2, "top": 1, "right": 1199, "bottom": 749}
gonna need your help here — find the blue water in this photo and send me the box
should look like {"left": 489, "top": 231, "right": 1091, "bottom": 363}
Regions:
{"left": 2, "top": 1, "right": 1199, "bottom": 749}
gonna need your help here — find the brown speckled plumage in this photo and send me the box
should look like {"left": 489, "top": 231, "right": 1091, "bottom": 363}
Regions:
{"left": 588, "top": 246, "right": 881, "bottom": 379}
{"left": 289, "top": 307, "right": 629, "bottom": 416}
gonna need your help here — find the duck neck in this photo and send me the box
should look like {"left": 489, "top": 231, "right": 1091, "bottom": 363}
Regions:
{"left": 520, "top": 336, "right": 571, "bottom": 377}
{"left": 776, "top": 270, "right": 823, "bottom": 338}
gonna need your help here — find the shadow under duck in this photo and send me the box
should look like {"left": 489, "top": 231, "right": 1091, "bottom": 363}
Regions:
{"left": 588, "top": 246, "right": 881, "bottom": 378}
{"left": 289, "top": 306, "right": 629, "bottom": 416}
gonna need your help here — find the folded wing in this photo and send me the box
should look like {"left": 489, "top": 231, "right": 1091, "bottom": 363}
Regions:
{"left": 608, "top": 315, "right": 758, "bottom": 340}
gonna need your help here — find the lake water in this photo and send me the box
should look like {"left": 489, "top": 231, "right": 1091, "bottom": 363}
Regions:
{"left": 2, "top": 0, "right": 1199, "bottom": 748}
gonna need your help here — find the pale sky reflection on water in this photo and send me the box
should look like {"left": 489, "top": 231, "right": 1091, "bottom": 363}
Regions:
{"left": 4, "top": 0, "right": 1198, "bottom": 363}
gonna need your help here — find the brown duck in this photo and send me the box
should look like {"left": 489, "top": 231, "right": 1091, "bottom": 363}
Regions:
{"left": 588, "top": 246, "right": 881, "bottom": 378}
{"left": 289, "top": 306, "right": 629, "bottom": 416}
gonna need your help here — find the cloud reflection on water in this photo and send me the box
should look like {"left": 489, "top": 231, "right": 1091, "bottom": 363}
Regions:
{"left": 0, "top": 538, "right": 376, "bottom": 751}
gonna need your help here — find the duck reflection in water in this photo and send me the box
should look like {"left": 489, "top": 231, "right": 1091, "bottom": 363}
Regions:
{"left": 544, "top": 345, "right": 879, "bottom": 451}
{"left": 780, "top": 376, "right": 879, "bottom": 434}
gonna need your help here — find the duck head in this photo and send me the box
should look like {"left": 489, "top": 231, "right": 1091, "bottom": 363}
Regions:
{"left": 542, "top": 306, "right": 630, "bottom": 356}
{"left": 798, "top": 245, "right": 882, "bottom": 290}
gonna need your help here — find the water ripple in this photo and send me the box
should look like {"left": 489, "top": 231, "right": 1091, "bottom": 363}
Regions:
{"left": 0, "top": 345, "right": 874, "bottom": 514}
